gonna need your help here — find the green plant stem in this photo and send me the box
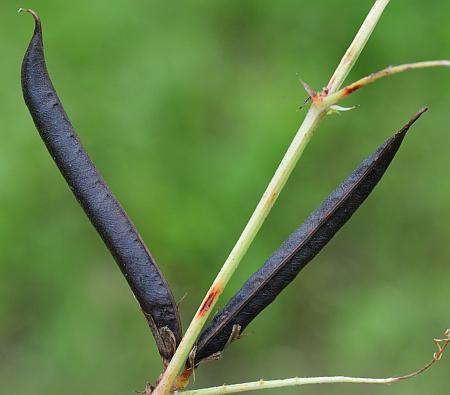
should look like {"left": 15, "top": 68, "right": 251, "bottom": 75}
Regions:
{"left": 176, "top": 376, "right": 398, "bottom": 395}
{"left": 152, "top": 2, "right": 391, "bottom": 394}
{"left": 323, "top": 60, "right": 450, "bottom": 106}
{"left": 155, "top": 105, "right": 325, "bottom": 394}
{"left": 327, "top": 0, "right": 391, "bottom": 93}
{"left": 176, "top": 331, "right": 450, "bottom": 395}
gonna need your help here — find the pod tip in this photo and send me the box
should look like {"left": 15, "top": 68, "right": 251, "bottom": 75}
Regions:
{"left": 395, "top": 107, "right": 428, "bottom": 138}
{"left": 408, "top": 106, "right": 428, "bottom": 126}
{"left": 18, "top": 8, "right": 40, "bottom": 22}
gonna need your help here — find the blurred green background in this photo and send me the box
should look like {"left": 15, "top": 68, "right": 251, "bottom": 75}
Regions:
{"left": 0, "top": 0, "right": 449, "bottom": 394}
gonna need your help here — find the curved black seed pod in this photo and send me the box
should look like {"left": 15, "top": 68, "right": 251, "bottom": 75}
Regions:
{"left": 20, "top": 9, "right": 181, "bottom": 364}
{"left": 192, "top": 108, "right": 427, "bottom": 366}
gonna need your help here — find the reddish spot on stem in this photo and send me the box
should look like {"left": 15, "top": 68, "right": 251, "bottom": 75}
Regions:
{"left": 344, "top": 47, "right": 354, "bottom": 62}
{"left": 172, "top": 368, "right": 193, "bottom": 391}
{"left": 268, "top": 191, "right": 277, "bottom": 204}
{"left": 198, "top": 285, "right": 221, "bottom": 317}
{"left": 344, "top": 83, "right": 362, "bottom": 95}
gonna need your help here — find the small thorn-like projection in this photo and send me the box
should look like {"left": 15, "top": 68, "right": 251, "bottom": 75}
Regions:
{"left": 327, "top": 104, "right": 359, "bottom": 115}
{"left": 299, "top": 95, "right": 312, "bottom": 110}
{"left": 300, "top": 79, "right": 317, "bottom": 99}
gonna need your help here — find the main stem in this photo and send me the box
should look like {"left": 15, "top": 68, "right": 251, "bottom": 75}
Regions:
{"left": 155, "top": 105, "right": 324, "bottom": 393}
{"left": 154, "top": 1, "right": 391, "bottom": 393}
{"left": 327, "top": 0, "right": 391, "bottom": 93}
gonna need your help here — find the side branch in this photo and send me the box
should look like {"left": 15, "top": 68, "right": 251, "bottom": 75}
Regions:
{"left": 323, "top": 60, "right": 450, "bottom": 106}
{"left": 177, "top": 330, "right": 450, "bottom": 395}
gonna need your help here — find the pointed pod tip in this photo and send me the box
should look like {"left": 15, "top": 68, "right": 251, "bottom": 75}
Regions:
{"left": 397, "top": 107, "right": 428, "bottom": 138}
{"left": 408, "top": 106, "right": 428, "bottom": 126}
{"left": 18, "top": 8, "right": 40, "bottom": 25}
{"left": 415, "top": 106, "right": 429, "bottom": 118}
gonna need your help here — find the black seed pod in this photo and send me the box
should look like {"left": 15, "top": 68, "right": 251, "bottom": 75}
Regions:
{"left": 192, "top": 109, "right": 427, "bottom": 366}
{"left": 20, "top": 9, "right": 181, "bottom": 364}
